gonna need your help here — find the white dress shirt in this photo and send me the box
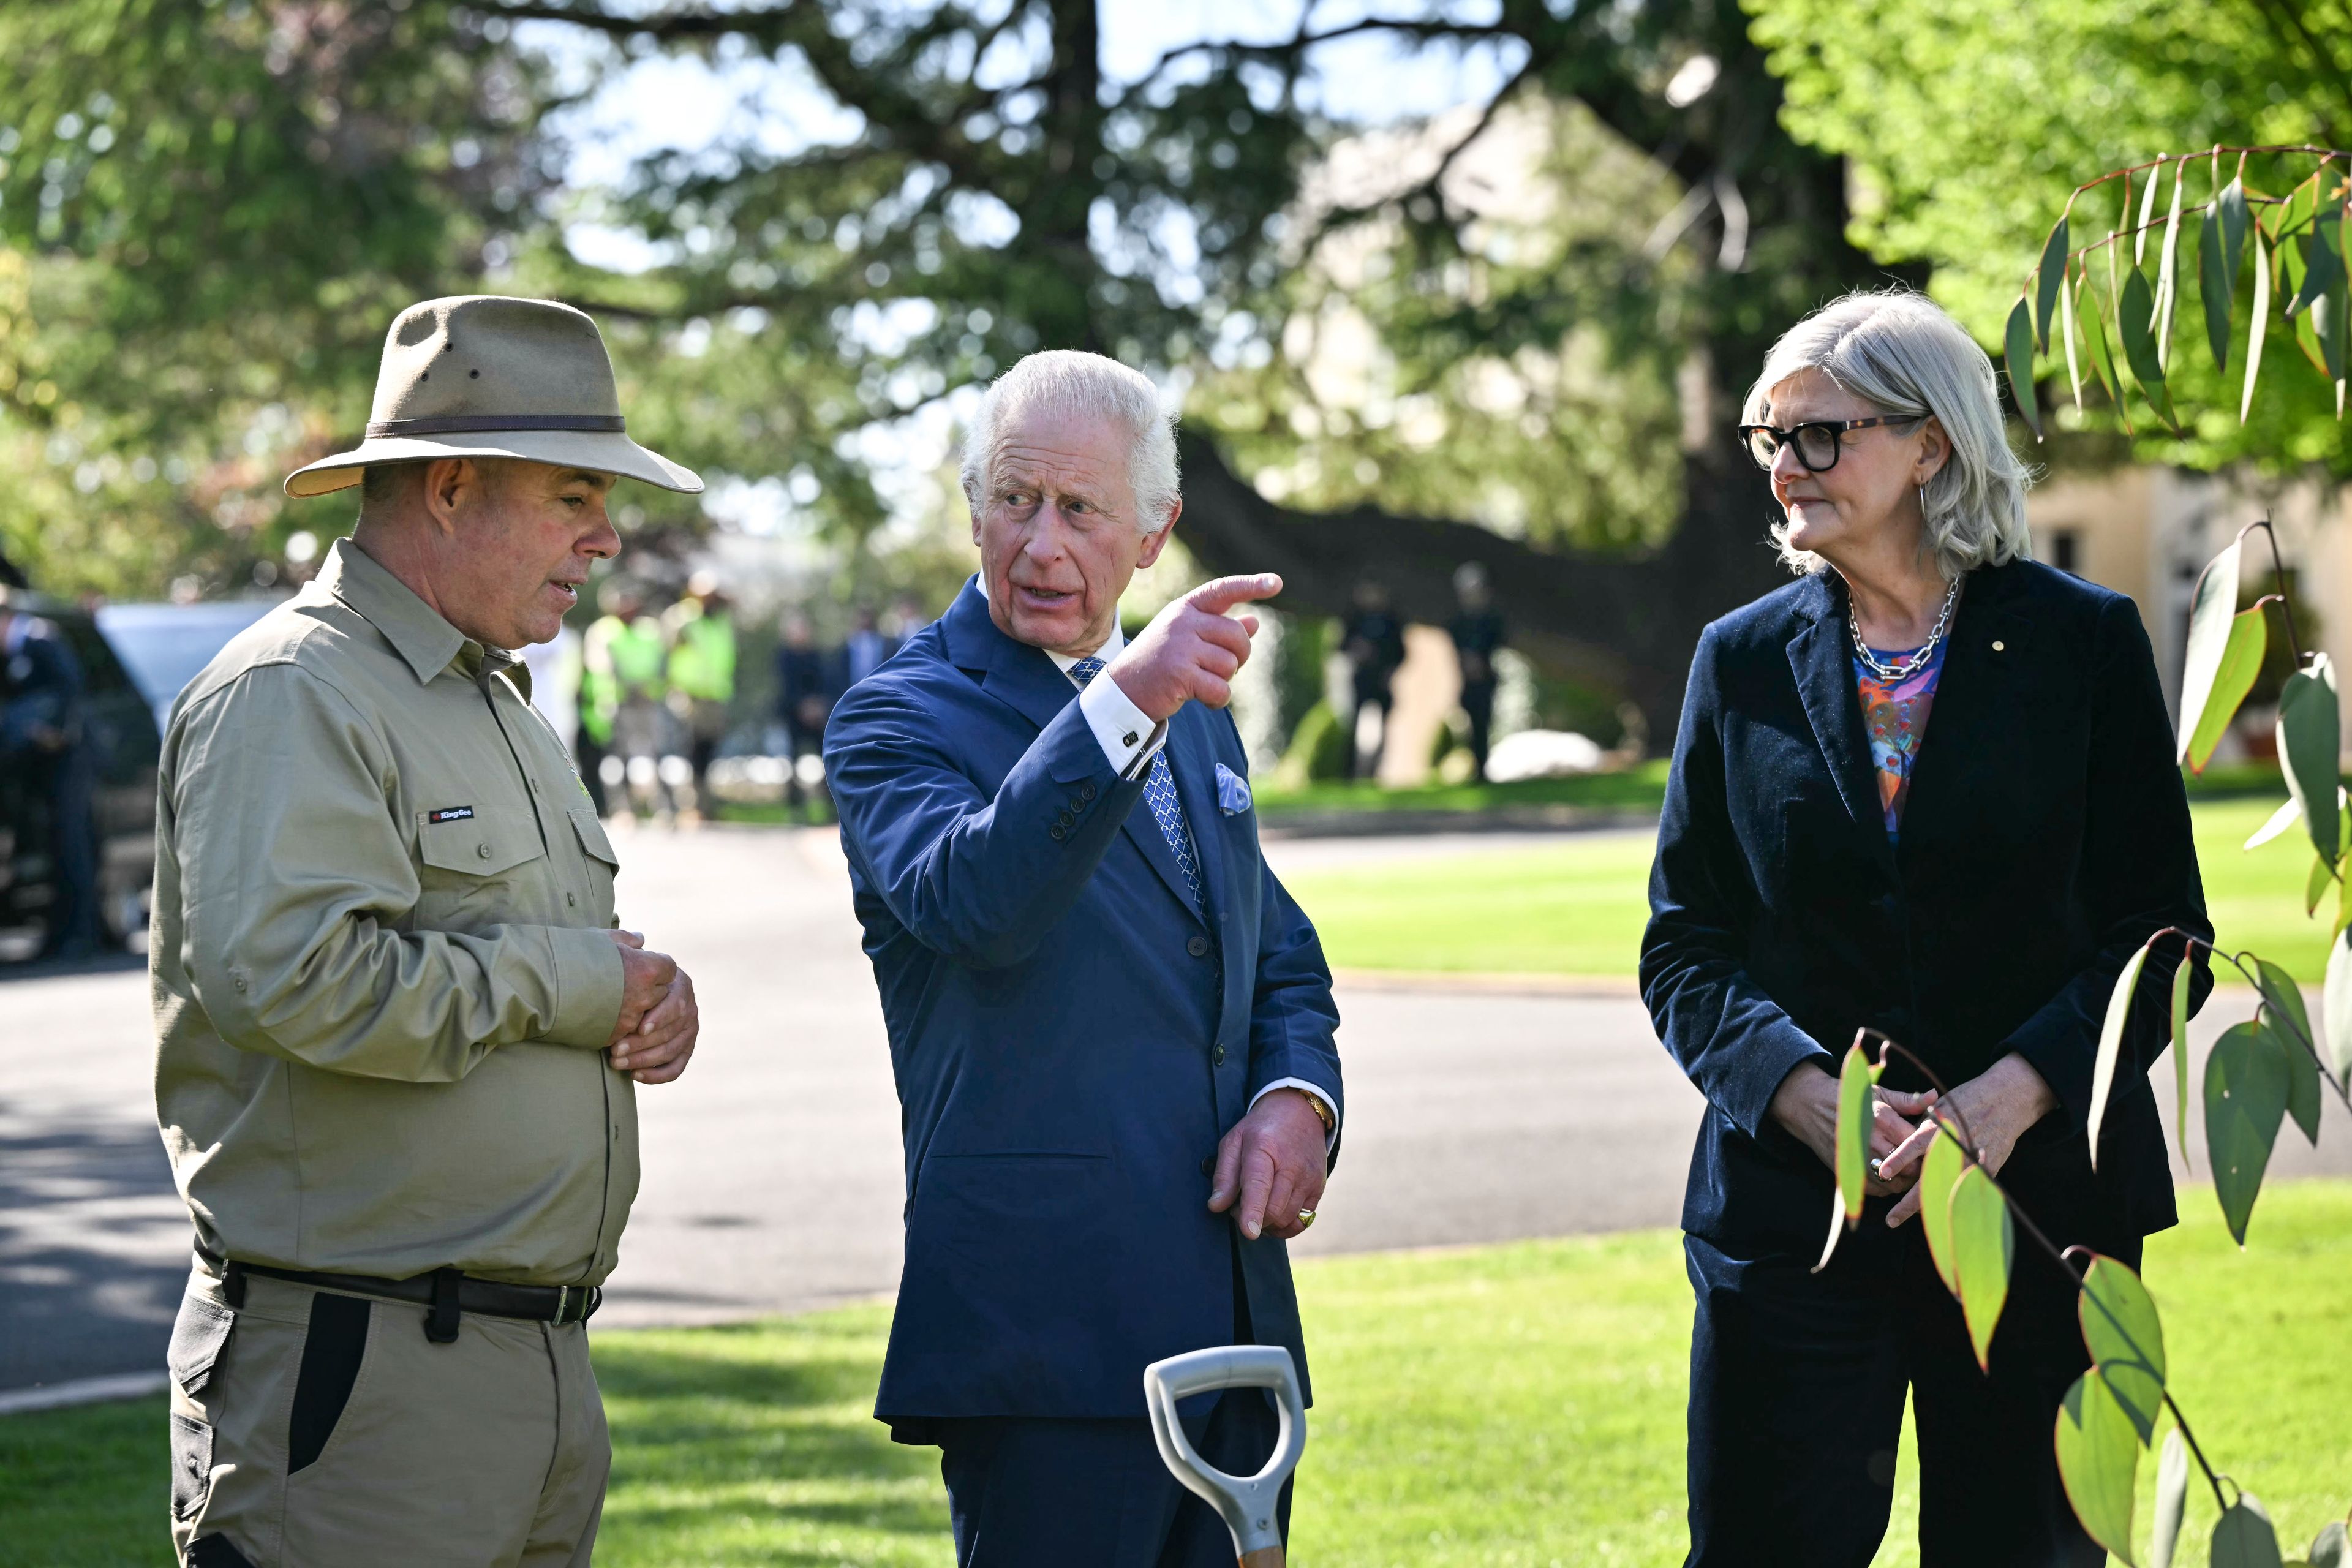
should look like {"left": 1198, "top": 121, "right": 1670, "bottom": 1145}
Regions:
{"left": 976, "top": 578, "right": 1340, "bottom": 1147}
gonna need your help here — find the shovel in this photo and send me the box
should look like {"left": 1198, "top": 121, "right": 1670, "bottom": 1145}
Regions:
{"left": 1143, "top": 1345, "right": 1306, "bottom": 1568}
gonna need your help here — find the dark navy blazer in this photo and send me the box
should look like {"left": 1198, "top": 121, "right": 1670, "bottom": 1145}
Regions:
{"left": 1640, "top": 559, "right": 2214, "bottom": 1261}
{"left": 824, "top": 580, "right": 1343, "bottom": 1423}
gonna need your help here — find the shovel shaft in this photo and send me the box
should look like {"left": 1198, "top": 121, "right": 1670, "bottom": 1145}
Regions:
{"left": 1240, "top": 1550, "right": 1284, "bottom": 1568}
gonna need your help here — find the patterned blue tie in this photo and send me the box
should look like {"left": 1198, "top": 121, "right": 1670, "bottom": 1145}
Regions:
{"left": 1066, "top": 655, "right": 1204, "bottom": 917}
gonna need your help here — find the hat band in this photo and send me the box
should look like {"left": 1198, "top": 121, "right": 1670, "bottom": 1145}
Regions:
{"left": 363, "top": 413, "right": 627, "bottom": 439}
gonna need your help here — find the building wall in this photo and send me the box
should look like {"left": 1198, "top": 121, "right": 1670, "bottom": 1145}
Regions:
{"left": 2026, "top": 464, "right": 2351, "bottom": 756}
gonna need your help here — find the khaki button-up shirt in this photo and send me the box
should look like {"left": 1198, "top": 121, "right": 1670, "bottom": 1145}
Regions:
{"left": 153, "top": 538, "right": 633, "bottom": 1286}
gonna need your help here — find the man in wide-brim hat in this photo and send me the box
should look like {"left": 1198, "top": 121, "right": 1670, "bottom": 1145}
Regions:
{"left": 154, "top": 295, "right": 704, "bottom": 1568}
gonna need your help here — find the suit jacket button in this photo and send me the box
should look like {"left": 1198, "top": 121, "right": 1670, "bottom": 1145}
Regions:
{"left": 1200, "top": 1155, "right": 1215, "bottom": 1177}
{"left": 1187, "top": 934, "right": 1210, "bottom": 957}
{"left": 1213, "top": 1044, "right": 1227, "bottom": 1066}
{"left": 1050, "top": 824, "right": 1066, "bottom": 842}
{"left": 1080, "top": 783, "right": 1098, "bottom": 802}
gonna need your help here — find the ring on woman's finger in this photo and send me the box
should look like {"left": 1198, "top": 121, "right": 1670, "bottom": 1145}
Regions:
{"left": 1868, "top": 1157, "right": 1883, "bottom": 1175}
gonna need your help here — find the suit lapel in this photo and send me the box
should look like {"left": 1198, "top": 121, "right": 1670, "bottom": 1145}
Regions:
{"left": 1898, "top": 568, "right": 2033, "bottom": 843}
{"left": 1786, "top": 579, "right": 1895, "bottom": 870}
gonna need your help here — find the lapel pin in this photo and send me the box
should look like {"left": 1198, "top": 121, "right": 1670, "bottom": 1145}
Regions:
{"left": 1992, "top": 639, "right": 2006, "bottom": 652}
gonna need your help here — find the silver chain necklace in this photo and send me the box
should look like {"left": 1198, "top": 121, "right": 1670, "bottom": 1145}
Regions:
{"left": 1849, "top": 578, "right": 1961, "bottom": 681}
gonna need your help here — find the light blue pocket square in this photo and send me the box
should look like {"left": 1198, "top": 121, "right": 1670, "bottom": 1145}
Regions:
{"left": 1215, "top": 763, "right": 1253, "bottom": 816}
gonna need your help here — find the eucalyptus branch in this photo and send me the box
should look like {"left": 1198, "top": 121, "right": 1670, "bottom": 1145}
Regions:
{"left": 1862, "top": 1032, "right": 2234, "bottom": 1514}
{"left": 2241, "top": 516, "right": 2308, "bottom": 667}
{"left": 2155, "top": 925, "right": 2352, "bottom": 1120}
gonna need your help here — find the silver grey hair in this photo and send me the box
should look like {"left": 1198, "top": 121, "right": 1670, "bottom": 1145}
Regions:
{"left": 1743, "top": 288, "right": 2034, "bottom": 582}
{"left": 959, "top": 350, "right": 1180, "bottom": 532}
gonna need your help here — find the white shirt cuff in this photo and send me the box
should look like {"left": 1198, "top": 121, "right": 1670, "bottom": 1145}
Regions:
{"left": 1251, "top": 1078, "right": 1340, "bottom": 1152}
{"left": 1078, "top": 673, "right": 1166, "bottom": 780}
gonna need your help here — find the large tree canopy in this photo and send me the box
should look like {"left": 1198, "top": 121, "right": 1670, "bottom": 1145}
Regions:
{"left": 1749, "top": 0, "right": 2352, "bottom": 471}
{"left": 1, "top": 0, "right": 1899, "bottom": 733}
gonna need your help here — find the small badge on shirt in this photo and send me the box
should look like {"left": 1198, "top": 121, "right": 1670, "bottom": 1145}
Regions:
{"left": 426, "top": 805, "right": 477, "bottom": 824}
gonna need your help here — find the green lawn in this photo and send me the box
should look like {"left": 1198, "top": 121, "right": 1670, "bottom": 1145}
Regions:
{"left": 10, "top": 1183, "right": 2348, "bottom": 1567}
{"left": 1287, "top": 791, "right": 2339, "bottom": 982}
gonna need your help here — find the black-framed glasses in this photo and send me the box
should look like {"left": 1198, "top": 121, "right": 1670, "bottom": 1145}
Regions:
{"left": 1737, "top": 415, "right": 1925, "bottom": 473}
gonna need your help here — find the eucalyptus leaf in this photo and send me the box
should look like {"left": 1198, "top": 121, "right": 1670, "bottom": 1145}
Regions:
{"left": 2178, "top": 541, "right": 2247, "bottom": 763}
{"left": 2090, "top": 937, "right": 2154, "bottom": 1169}
{"left": 2120, "top": 266, "right": 2175, "bottom": 426}
{"left": 2038, "top": 217, "right": 2070, "bottom": 352}
{"left": 2151, "top": 1427, "right": 2189, "bottom": 1568}
{"left": 2254, "top": 957, "right": 2317, "bottom": 1076}
{"left": 2286, "top": 224, "right": 2342, "bottom": 320}
{"left": 2184, "top": 608, "right": 2269, "bottom": 773}
{"left": 2206, "top": 1020, "right": 2290, "bottom": 1245}
{"left": 2203, "top": 205, "right": 2236, "bottom": 371}
{"left": 1812, "top": 1182, "right": 1848, "bottom": 1275}
{"left": 2244, "top": 230, "right": 2272, "bottom": 424}
{"left": 1950, "top": 1164, "right": 2013, "bottom": 1371}
{"left": 2005, "top": 298, "right": 2041, "bottom": 436}
{"left": 2064, "top": 257, "right": 2087, "bottom": 410}
{"left": 2268, "top": 1012, "right": 2324, "bottom": 1147}
{"left": 1835, "top": 1040, "right": 1880, "bottom": 1226}
{"left": 2078, "top": 1253, "right": 2168, "bottom": 1442}
{"left": 2326, "top": 930, "right": 2352, "bottom": 1089}
{"left": 2157, "top": 168, "right": 2186, "bottom": 369}
{"left": 2213, "top": 1494, "right": 2285, "bottom": 1568}
{"left": 2137, "top": 161, "right": 2165, "bottom": 263}
{"left": 2245, "top": 797, "right": 2302, "bottom": 849}
{"left": 2173, "top": 957, "right": 2195, "bottom": 1167}
{"left": 2054, "top": 1368, "right": 2141, "bottom": 1564}
{"left": 2220, "top": 176, "right": 2250, "bottom": 298}
{"left": 1920, "top": 1125, "right": 1967, "bottom": 1296}
{"left": 2084, "top": 268, "right": 2135, "bottom": 432}
{"left": 2309, "top": 853, "right": 2333, "bottom": 916}
{"left": 2277, "top": 655, "right": 2341, "bottom": 865}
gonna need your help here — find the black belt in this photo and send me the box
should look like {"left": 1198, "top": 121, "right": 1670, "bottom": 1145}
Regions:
{"left": 205, "top": 1250, "right": 600, "bottom": 1343}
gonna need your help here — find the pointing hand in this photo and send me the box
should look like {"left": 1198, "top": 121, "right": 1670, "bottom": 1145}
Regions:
{"left": 1106, "top": 574, "right": 1283, "bottom": 723}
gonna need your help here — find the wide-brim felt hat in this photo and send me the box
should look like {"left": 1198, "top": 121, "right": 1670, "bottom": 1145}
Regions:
{"left": 284, "top": 295, "right": 703, "bottom": 498}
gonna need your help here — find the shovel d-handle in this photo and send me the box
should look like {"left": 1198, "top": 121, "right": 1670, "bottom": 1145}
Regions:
{"left": 1142, "top": 1345, "right": 1306, "bottom": 1568}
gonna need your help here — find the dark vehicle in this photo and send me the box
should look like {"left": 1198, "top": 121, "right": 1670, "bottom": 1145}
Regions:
{"left": 0, "top": 590, "right": 162, "bottom": 957}
{"left": 97, "top": 600, "right": 281, "bottom": 739}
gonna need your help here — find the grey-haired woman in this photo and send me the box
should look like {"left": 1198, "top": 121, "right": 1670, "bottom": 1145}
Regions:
{"left": 1640, "top": 289, "right": 2213, "bottom": 1565}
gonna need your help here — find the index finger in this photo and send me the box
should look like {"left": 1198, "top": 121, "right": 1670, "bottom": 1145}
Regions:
{"left": 1186, "top": 573, "right": 1283, "bottom": 616}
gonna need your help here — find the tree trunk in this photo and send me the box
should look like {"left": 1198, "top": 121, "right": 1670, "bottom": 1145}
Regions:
{"left": 1177, "top": 418, "right": 1788, "bottom": 748}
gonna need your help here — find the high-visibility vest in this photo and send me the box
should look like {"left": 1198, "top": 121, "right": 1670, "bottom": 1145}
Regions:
{"left": 584, "top": 614, "right": 666, "bottom": 733}
{"left": 665, "top": 603, "right": 736, "bottom": 703}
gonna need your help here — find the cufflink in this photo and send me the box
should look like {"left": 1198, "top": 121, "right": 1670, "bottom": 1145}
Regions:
{"left": 1122, "top": 731, "right": 1139, "bottom": 747}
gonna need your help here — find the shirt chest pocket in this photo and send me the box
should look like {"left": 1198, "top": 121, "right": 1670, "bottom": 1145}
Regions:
{"left": 413, "top": 807, "right": 548, "bottom": 930}
{"left": 568, "top": 805, "right": 620, "bottom": 928}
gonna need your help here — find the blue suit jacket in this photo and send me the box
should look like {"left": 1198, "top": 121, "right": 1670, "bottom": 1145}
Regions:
{"left": 824, "top": 580, "right": 1343, "bottom": 1423}
{"left": 1640, "top": 559, "right": 2212, "bottom": 1263}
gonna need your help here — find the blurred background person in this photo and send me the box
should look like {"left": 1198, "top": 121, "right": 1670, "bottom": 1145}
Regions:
{"left": 521, "top": 617, "right": 582, "bottom": 771}
{"left": 586, "top": 579, "right": 676, "bottom": 823}
{"left": 889, "top": 592, "right": 932, "bottom": 645}
{"left": 664, "top": 570, "right": 738, "bottom": 823}
{"left": 842, "top": 605, "right": 896, "bottom": 690}
{"left": 774, "top": 609, "right": 837, "bottom": 820}
{"left": 0, "top": 599, "right": 101, "bottom": 959}
{"left": 1449, "top": 562, "right": 1507, "bottom": 783}
{"left": 1339, "top": 578, "right": 1404, "bottom": 782}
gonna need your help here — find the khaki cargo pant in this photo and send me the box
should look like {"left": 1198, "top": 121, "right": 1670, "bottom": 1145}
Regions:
{"left": 167, "top": 1267, "right": 609, "bottom": 1567}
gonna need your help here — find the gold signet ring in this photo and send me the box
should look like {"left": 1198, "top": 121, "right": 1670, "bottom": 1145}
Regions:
{"left": 1297, "top": 1209, "right": 1316, "bottom": 1230}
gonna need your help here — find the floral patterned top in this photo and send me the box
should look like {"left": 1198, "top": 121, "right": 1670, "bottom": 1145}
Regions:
{"left": 1853, "top": 638, "right": 1948, "bottom": 838}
